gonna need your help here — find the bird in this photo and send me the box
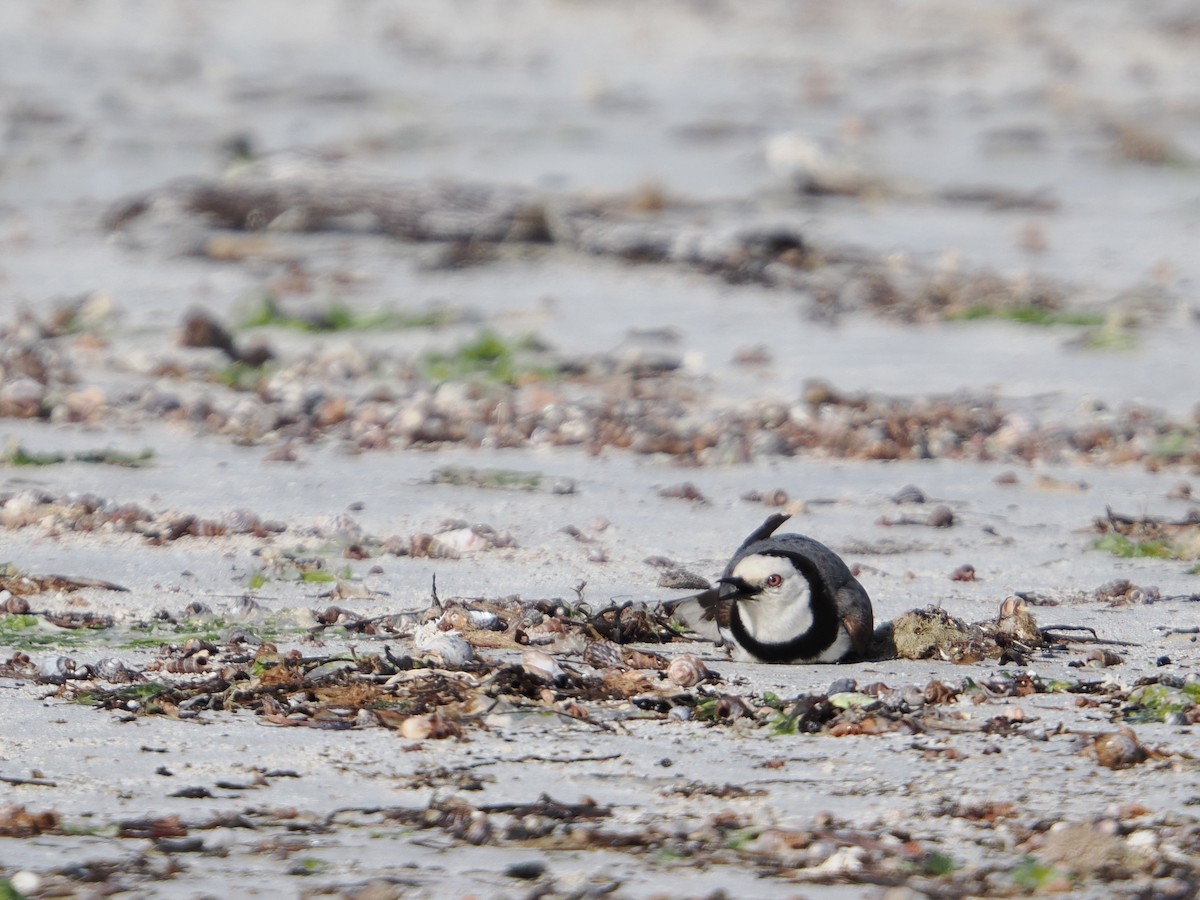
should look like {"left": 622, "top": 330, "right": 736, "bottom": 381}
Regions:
{"left": 663, "top": 514, "right": 873, "bottom": 663}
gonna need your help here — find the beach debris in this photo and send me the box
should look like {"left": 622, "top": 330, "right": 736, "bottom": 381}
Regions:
{"left": 878, "top": 504, "right": 955, "bottom": 528}
{"left": 891, "top": 484, "right": 927, "bottom": 504}
{"left": 0, "top": 565, "right": 128, "bottom": 595}
{"left": 950, "top": 563, "right": 977, "bottom": 582}
{"left": 878, "top": 596, "right": 1053, "bottom": 663}
{"left": 520, "top": 649, "right": 564, "bottom": 683}
{"left": 657, "top": 482, "right": 707, "bottom": 503}
{"left": 1092, "top": 728, "right": 1150, "bottom": 769}
{"left": 179, "top": 308, "right": 273, "bottom": 367}
{"left": 1093, "top": 506, "right": 1200, "bottom": 561}
{"left": 0, "top": 804, "right": 60, "bottom": 837}
{"left": 656, "top": 568, "right": 710, "bottom": 590}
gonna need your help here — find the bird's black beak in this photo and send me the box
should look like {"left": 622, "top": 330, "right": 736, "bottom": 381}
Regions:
{"left": 717, "top": 576, "right": 759, "bottom": 601}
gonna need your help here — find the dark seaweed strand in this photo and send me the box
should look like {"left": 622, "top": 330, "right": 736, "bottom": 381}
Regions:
{"left": 728, "top": 551, "right": 841, "bottom": 663}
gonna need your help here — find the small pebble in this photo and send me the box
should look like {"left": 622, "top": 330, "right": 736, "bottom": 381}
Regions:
{"left": 927, "top": 505, "right": 955, "bottom": 527}
{"left": 505, "top": 861, "right": 546, "bottom": 880}
{"left": 657, "top": 569, "right": 710, "bottom": 590}
{"left": 11, "top": 872, "right": 41, "bottom": 895}
{"left": 828, "top": 677, "right": 857, "bottom": 695}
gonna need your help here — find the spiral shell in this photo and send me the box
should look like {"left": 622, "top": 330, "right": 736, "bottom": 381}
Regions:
{"left": 583, "top": 640, "right": 624, "bottom": 670}
{"left": 668, "top": 654, "right": 711, "bottom": 688}
{"left": 93, "top": 657, "right": 141, "bottom": 683}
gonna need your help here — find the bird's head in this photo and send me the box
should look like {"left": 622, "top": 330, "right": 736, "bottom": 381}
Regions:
{"left": 720, "top": 552, "right": 812, "bottom": 609}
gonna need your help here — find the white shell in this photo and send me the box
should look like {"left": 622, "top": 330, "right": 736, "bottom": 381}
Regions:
{"left": 413, "top": 623, "right": 475, "bottom": 668}
{"left": 434, "top": 527, "right": 486, "bottom": 553}
{"left": 667, "top": 654, "right": 710, "bottom": 688}
{"left": 521, "top": 649, "right": 563, "bottom": 682}
{"left": 400, "top": 715, "right": 433, "bottom": 741}
{"left": 38, "top": 656, "right": 76, "bottom": 683}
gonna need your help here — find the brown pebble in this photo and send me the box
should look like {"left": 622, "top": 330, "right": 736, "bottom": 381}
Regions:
{"left": 950, "top": 564, "right": 976, "bottom": 582}
{"left": 1167, "top": 481, "right": 1192, "bottom": 501}
{"left": 658, "top": 482, "right": 707, "bottom": 503}
{"left": 927, "top": 505, "right": 955, "bottom": 527}
{"left": 1093, "top": 728, "right": 1147, "bottom": 769}
{"left": 657, "top": 569, "right": 710, "bottom": 590}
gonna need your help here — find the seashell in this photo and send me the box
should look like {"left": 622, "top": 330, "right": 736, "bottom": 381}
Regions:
{"left": 923, "top": 681, "right": 958, "bottom": 705}
{"left": 466, "top": 609, "right": 503, "bottom": 631}
{"left": 521, "top": 649, "right": 563, "bottom": 683}
{"left": 667, "top": 654, "right": 711, "bottom": 688}
{"left": 93, "top": 657, "right": 141, "bottom": 683}
{"left": 413, "top": 626, "right": 475, "bottom": 668}
{"left": 437, "top": 609, "right": 472, "bottom": 632}
{"left": 668, "top": 705, "right": 693, "bottom": 722}
{"left": 179, "top": 638, "right": 217, "bottom": 657}
{"left": 583, "top": 640, "right": 624, "bottom": 670}
{"left": 462, "top": 812, "right": 493, "bottom": 846}
{"left": 353, "top": 709, "right": 380, "bottom": 728}
{"left": 891, "top": 484, "right": 927, "bottom": 504}
{"left": 37, "top": 656, "right": 76, "bottom": 684}
{"left": 1087, "top": 648, "right": 1124, "bottom": 667}
{"left": 1093, "top": 728, "right": 1148, "bottom": 769}
{"left": 409, "top": 533, "right": 459, "bottom": 559}
{"left": 715, "top": 694, "right": 751, "bottom": 721}
{"left": 995, "top": 597, "right": 1041, "bottom": 641}
{"left": 625, "top": 650, "right": 668, "bottom": 670}
{"left": 164, "top": 652, "right": 209, "bottom": 674}
{"left": 2, "top": 593, "right": 30, "bottom": 614}
{"left": 400, "top": 715, "right": 433, "bottom": 741}
{"left": 433, "top": 527, "right": 485, "bottom": 553}
{"left": 222, "top": 508, "right": 263, "bottom": 534}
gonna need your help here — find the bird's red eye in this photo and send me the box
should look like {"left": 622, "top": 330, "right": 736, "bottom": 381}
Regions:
{"left": 765, "top": 573, "right": 783, "bottom": 588}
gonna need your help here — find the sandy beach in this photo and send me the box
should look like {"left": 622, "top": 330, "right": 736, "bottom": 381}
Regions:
{"left": 2, "top": 2, "right": 1200, "bottom": 897}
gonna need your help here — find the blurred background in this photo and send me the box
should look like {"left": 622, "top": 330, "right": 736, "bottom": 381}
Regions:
{"left": 2, "top": 0, "right": 1199, "bottom": 435}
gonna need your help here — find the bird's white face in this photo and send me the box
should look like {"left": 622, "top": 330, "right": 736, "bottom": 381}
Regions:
{"left": 728, "top": 553, "right": 815, "bottom": 643}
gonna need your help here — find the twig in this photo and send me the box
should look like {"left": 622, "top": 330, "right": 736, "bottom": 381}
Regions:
{"left": 477, "top": 793, "right": 611, "bottom": 818}
{"left": 482, "top": 752, "right": 623, "bottom": 766}
{"left": 0, "top": 774, "right": 57, "bottom": 787}
{"left": 1039, "top": 626, "right": 1137, "bottom": 646}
